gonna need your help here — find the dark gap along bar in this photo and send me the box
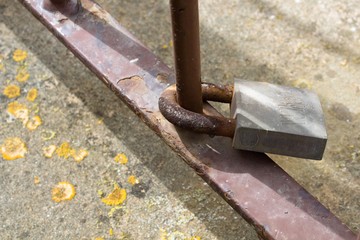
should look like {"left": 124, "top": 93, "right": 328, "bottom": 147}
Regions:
{"left": 18, "top": 0, "right": 356, "bottom": 239}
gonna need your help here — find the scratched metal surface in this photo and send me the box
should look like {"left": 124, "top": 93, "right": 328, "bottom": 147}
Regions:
{"left": 18, "top": 0, "right": 356, "bottom": 239}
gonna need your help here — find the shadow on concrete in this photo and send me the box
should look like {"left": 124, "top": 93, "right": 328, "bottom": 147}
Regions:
{"left": 249, "top": 0, "right": 360, "bottom": 64}
{"left": 2, "top": 0, "right": 357, "bottom": 238}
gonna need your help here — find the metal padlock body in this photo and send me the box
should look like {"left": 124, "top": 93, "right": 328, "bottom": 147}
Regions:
{"left": 231, "top": 79, "right": 327, "bottom": 160}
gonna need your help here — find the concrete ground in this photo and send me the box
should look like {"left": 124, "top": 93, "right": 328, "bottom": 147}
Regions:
{"left": 0, "top": 0, "right": 359, "bottom": 239}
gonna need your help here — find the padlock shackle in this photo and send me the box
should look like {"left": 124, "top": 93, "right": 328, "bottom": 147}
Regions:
{"left": 159, "top": 83, "right": 236, "bottom": 137}
{"left": 170, "top": 0, "right": 203, "bottom": 113}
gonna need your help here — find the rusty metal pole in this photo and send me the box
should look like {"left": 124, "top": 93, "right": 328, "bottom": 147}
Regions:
{"left": 170, "top": 0, "right": 203, "bottom": 113}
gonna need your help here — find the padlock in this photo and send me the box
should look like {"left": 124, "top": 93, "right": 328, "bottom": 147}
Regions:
{"left": 159, "top": 81, "right": 327, "bottom": 160}
{"left": 230, "top": 79, "right": 327, "bottom": 160}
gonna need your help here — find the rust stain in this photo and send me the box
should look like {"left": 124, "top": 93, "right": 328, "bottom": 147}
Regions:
{"left": 156, "top": 73, "right": 169, "bottom": 83}
{"left": 117, "top": 75, "right": 143, "bottom": 85}
{"left": 115, "top": 76, "right": 147, "bottom": 100}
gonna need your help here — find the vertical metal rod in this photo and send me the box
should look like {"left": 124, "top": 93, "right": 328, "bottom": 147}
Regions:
{"left": 170, "top": 0, "right": 203, "bottom": 113}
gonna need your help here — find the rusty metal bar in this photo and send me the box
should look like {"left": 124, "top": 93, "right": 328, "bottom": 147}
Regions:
{"left": 18, "top": 0, "right": 357, "bottom": 239}
{"left": 170, "top": 0, "right": 203, "bottom": 113}
{"left": 201, "top": 82, "right": 234, "bottom": 103}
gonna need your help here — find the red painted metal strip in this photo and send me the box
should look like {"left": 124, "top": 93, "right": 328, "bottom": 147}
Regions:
{"left": 18, "top": 0, "right": 356, "bottom": 239}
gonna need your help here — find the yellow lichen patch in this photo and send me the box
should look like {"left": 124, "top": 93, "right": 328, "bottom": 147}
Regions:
{"left": 127, "top": 175, "right": 139, "bottom": 185}
{"left": 31, "top": 104, "right": 40, "bottom": 114}
{"left": 26, "top": 88, "right": 38, "bottom": 102}
{"left": 97, "top": 189, "right": 104, "bottom": 198}
{"left": 71, "top": 149, "right": 89, "bottom": 162}
{"left": 34, "top": 176, "right": 40, "bottom": 185}
{"left": 107, "top": 206, "right": 123, "bottom": 218}
{"left": 108, "top": 208, "right": 116, "bottom": 218}
{"left": 159, "top": 229, "right": 168, "bottom": 240}
{"left": 109, "top": 228, "right": 114, "bottom": 236}
{"left": 7, "top": 101, "right": 29, "bottom": 124}
{"left": 13, "top": 49, "right": 28, "bottom": 62}
{"left": 292, "top": 79, "right": 313, "bottom": 89}
{"left": 162, "top": 40, "right": 173, "bottom": 49}
{"left": 41, "top": 130, "right": 56, "bottom": 141}
{"left": 26, "top": 115, "right": 42, "bottom": 131}
{"left": 101, "top": 183, "right": 127, "bottom": 206}
{"left": 56, "top": 142, "right": 75, "bottom": 159}
{"left": 94, "top": 237, "right": 104, "bottom": 240}
{"left": 3, "top": 85, "right": 20, "bottom": 98}
{"left": 43, "top": 145, "right": 57, "bottom": 158}
{"left": 170, "top": 231, "right": 186, "bottom": 239}
{"left": 51, "top": 181, "right": 76, "bottom": 203}
{"left": 187, "top": 237, "right": 201, "bottom": 240}
{"left": 15, "top": 68, "right": 30, "bottom": 82}
{"left": 1, "top": 137, "right": 27, "bottom": 161}
{"left": 114, "top": 153, "right": 128, "bottom": 165}
{"left": 56, "top": 143, "right": 90, "bottom": 162}
{"left": 97, "top": 118, "right": 104, "bottom": 125}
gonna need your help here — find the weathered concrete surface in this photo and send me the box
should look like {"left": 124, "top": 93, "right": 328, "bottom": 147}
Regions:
{"left": 0, "top": 0, "right": 359, "bottom": 239}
